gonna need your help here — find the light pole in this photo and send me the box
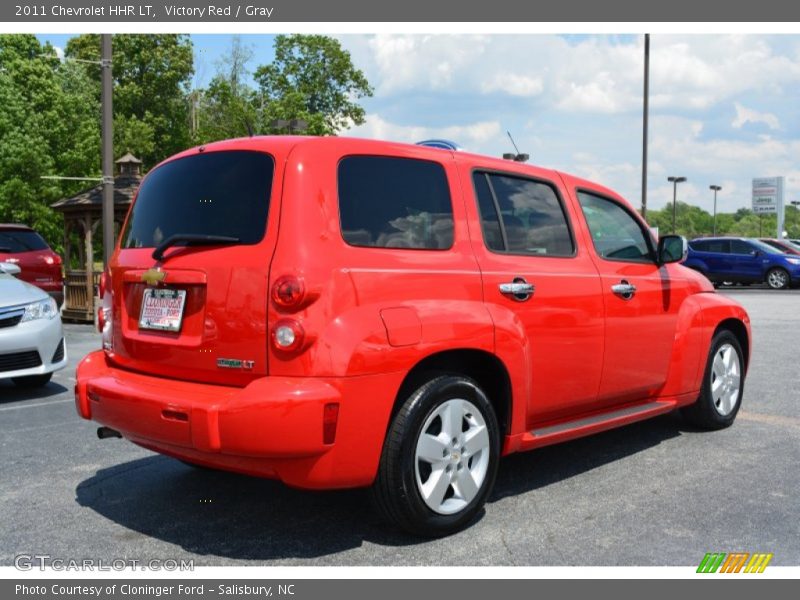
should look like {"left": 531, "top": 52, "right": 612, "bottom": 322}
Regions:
{"left": 710, "top": 185, "right": 722, "bottom": 236}
{"left": 668, "top": 176, "right": 687, "bottom": 234}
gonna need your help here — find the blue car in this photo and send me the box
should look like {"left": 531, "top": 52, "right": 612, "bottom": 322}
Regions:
{"left": 683, "top": 237, "right": 800, "bottom": 289}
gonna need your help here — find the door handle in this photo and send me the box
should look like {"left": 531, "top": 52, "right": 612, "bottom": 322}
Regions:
{"left": 499, "top": 278, "right": 535, "bottom": 301}
{"left": 611, "top": 280, "right": 636, "bottom": 300}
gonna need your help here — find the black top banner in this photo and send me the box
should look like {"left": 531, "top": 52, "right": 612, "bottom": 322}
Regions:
{"left": 4, "top": 0, "right": 800, "bottom": 22}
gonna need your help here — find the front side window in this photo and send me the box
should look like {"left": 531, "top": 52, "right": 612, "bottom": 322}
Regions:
{"left": 472, "top": 172, "right": 574, "bottom": 256}
{"left": 731, "top": 240, "right": 755, "bottom": 255}
{"left": 123, "top": 151, "right": 274, "bottom": 249}
{"left": 577, "top": 191, "right": 653, "bottom": 262}
{"left": 338, "top": 156, "right": 454, "bottom": 250}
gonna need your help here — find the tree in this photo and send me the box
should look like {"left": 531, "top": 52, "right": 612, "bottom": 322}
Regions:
{"left": 65, "top": 34, "right": 194, "bottom": 166}
{"left": 0, "top": 35, "right": 100, "bottom": 250}
{"left": 253, "top": 34, "right": 373, "bottom": 135}
{"left": 192, "top": 36, "right": 259, "bottom": 142}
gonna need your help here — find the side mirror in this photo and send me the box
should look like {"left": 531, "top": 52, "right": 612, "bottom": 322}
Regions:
{"left": 657, "top": 235, "right": 688, "bottom": 265}
{"left": 0, "top": 262, "right": 22, "bottom": 276}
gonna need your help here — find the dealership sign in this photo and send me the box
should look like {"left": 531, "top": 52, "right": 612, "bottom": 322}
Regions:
{"left": 752, "top": 177, "right": 784, "bottom": 214}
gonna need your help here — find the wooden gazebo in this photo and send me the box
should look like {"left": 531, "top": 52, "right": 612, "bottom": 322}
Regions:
{"left": 50, "top": 154, "right": 142, "bottom": 322}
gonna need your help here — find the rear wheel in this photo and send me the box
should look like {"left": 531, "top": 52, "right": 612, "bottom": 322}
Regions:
{"left": 766, "top": 268, "right": 789, "bottom": 289}
{"left": 371, "top": 375, "right": 500, "bottom": 537}
{"left": 681, "top": 330, "right": 744, "bottom": 429}
{"left": 11, "top": 373, "right": 52, "bottom": 388}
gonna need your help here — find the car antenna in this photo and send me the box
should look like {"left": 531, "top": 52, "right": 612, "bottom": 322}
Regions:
{"left": 503, "top": 131, "right": 529, "bottom": 163}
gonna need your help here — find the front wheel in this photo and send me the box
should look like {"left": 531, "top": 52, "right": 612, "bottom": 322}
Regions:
{"left": 766, "top": 268, "right": 789, "bottom": 290}
{"left": 681, "top": 330, "right": 745, "bottom": 429}
{"left": 371, "top": 375, "right": 500, "bottom": 537}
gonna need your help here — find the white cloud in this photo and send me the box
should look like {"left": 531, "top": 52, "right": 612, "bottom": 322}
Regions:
{"left": 344, "top": 34, "right": 800, "bottom": 115}
{"left": 54, "top": 46, "right": 64, "bottom": 61}
{"left": 349, "top": 114, "right": 502, "bottom": 150}
{"left": 732, "top": 102, "right": 780, "bottom": 130}
{"left": 481, "top": 73, "right": 543, "bottom": 97}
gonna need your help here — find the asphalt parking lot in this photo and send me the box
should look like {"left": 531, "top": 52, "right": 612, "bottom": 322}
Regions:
{"left": 1, "top": 288, "right": 798, "bottom": 567}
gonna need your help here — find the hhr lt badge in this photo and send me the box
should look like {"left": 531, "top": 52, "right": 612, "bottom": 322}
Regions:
{"left": 217, "top": 358, "right": 255, "bottom": 370}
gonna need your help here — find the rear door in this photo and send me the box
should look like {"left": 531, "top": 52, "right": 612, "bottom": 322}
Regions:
{"left": 109, "top": 148, "right": 280, "bottom": 386}
{"left": 572, "top": 187, "right": 693, "bottom": 404}
{"left": 461, "top": 165, "right": 605, "bottom": 426}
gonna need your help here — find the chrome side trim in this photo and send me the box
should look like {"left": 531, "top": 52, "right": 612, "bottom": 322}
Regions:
{"left": 530, "top": 400, "right": 671, "bottom": 437}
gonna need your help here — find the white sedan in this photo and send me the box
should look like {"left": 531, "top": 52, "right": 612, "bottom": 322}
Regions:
{"left": 0, "top": 262, "right": 67, "bottom": 387}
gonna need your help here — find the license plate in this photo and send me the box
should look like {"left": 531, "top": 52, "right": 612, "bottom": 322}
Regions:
{"left": 139, "top": 288, "right": 187, "bottom": 332}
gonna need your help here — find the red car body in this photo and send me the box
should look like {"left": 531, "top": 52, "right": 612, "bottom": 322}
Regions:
{"left": 759, "top": 238, "right": 800, "bottom": 255}
{"left": 0, "top": 224, "right": 63, "bottom": 305}
{"left": 75, "top": 137, "right": 750, "bottom": 531}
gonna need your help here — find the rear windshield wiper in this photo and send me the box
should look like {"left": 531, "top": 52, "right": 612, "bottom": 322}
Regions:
{"left": 152, "top": 234, "right": 241, "bottom": 261}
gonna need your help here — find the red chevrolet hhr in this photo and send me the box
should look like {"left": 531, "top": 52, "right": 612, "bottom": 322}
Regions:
{"left": 76, "top": 137, "right": 750, "bottom": 536}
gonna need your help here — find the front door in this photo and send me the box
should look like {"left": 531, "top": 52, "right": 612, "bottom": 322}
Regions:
{"left": 572, "top": 188, "right": 692, "bottom": 403}
{"left": 462, "top": 165, "right": 605, "bottom": 426}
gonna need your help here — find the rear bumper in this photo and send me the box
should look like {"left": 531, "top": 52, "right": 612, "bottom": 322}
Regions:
{"left": 75, "top": 352, "right": 402, "bottom": 489}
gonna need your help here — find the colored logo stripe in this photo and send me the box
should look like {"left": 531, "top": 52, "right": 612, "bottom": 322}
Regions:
{"left": 744, "top": 553, "right": 773, "bottom": 573}
{"left": 697, "top": 552, "right": 773, "bottom": 573}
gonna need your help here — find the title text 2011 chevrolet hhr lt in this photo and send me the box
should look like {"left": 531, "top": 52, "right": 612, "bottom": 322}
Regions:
{"left": 76, "top": 137, "right": 750, "bottom": 536}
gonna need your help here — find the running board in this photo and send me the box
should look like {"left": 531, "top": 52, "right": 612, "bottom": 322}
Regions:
{"left": 518, "top": 400, "right": 676, "bottom": 451}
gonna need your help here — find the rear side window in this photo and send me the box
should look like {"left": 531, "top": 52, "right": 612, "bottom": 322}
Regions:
{"left": 577, "top": 191, "right": 653, "bottom": 262}
{"left": 122, "top": 151, "right": 274, "bottom": 249}
{"left": 694, "top": 239, "right": 729, "bottom": 253}
{"left": 338, "top": 156, "right": 454, "bottom": 250}
{"left": 472, "top": 172, "right": 574, "bottom": 256}
{"left": 0, "top": 230, "right": 49, "bottom": 253}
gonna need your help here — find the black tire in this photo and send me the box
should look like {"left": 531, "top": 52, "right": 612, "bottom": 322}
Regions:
{"left": 371, "top": 374, "right": 500, "bottom": 537}
{"left": 681, "top": 330, "right": 744, "bottom": 430}
{"left": 766, "top": 267, "right": 789, "bottom": 290}
{"left": 11, "top": 373, "right": 52, "bottom": 388}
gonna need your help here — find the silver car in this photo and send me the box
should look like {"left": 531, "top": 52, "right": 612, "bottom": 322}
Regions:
{"left": 0, "top": 262, "right": 67, "bottom": 387}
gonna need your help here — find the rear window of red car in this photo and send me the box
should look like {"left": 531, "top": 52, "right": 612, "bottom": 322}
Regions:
{"left": 122, "top": 150, "right": 274, "bottom": 249}
{"left": 0, "top": 230, "right": 50, "bottom": 253}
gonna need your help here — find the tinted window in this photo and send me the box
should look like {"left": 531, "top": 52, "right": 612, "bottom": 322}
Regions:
{"left": 338, "top": 156, "right": 453, "bottom": 250}
{"left": 473, "top": 172, "right": 574, "bottom": 256}
{"left": 0, "top": 230, "right": 49, "bottom": 253}
{"left": 730, "top": 240, "right": 755, "bottom": 255}
{"left": 472, "top": 173, "right": 504, "bottom": 251}
{"left": 123, "top": 151, "right": 274, "bottom": 249}
{"left": 578, "top": 191, "right": 652, "bottom": 262}
{"left": 689, "top": 240, "right": 709, "bottom": 251}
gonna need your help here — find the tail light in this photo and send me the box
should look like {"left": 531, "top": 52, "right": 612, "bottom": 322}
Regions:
{"left": 271, "top": 319, "right": 305, "bottom": 353}
{"left": 271, "top": 275, "right": 305, "bottom": 310}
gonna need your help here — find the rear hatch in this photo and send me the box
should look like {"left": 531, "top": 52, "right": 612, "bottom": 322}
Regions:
{"left": 108, "top": 148, "right": 278, "bottom": 386}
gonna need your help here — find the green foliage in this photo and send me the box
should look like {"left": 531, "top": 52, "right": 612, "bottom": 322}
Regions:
{"left": 193, "top": 35, "right": 373, "bottom": 143}
{"left": 254, "top": 34, "right": 373, "bottom": 135}
{"left": 0, "top": 33, "right": 372, "bottom": 253}
{"left": 645, "top": 203, "right": 800, "bottom": 239}
{"left": 0, "top": 35, "right": 100, "bottom": 251}
{"left": 65, "top": 34, "right": 194, "bottom": 166}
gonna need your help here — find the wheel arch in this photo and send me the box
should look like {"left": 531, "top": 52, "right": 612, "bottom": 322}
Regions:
{"left": 389, "top": 349, "right": 512, "bottom": 438}
{"left": 715, "top": 317, "right": 750, "bottom": 372}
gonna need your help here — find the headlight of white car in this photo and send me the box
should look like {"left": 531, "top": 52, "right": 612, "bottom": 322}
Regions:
{"left": 21, "top": 297, "right": 59, "bottom": 322}
{"left": 786, "top": 258, "right": 800, "bottom": 265}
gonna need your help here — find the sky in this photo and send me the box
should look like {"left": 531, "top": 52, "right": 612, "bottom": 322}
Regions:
{"left": 37, "top": 33, "right": 800, "bottom": 213}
